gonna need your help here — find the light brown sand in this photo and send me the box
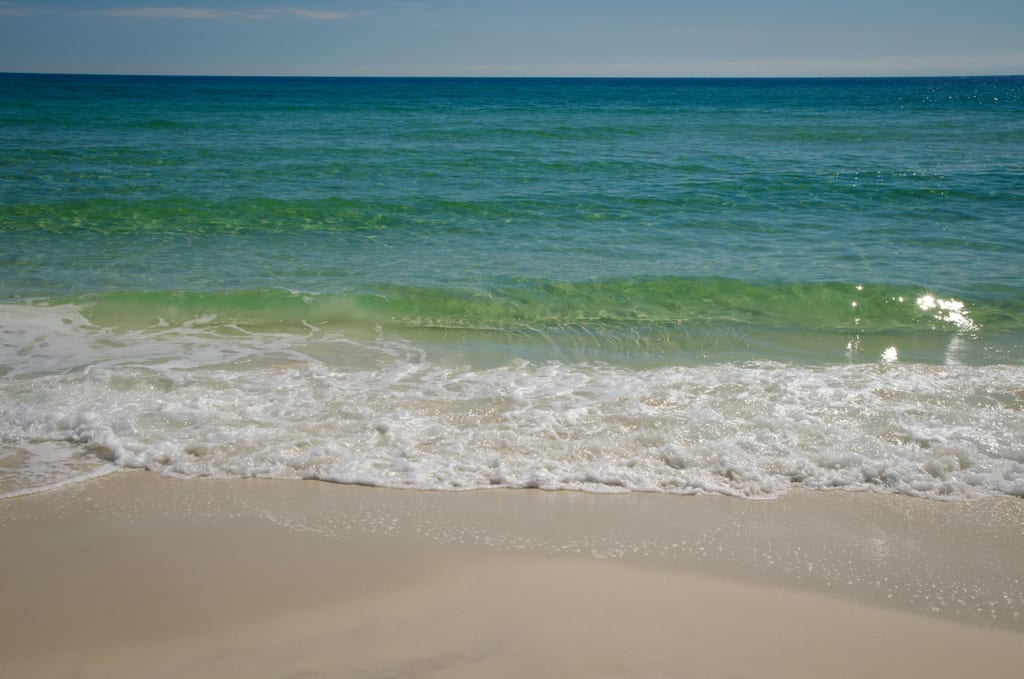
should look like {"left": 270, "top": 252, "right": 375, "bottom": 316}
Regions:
{"left": 1, "top": 472, "right": 1022, "bottom": 678}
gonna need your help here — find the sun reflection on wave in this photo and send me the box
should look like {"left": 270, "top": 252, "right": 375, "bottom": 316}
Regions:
{"left": 916, "top": 294, "right": 977, "bottom": 331}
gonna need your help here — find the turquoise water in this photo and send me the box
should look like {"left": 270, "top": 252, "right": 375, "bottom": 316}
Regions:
{"left": 2, "top": 74, "right": 1023, "bottom": 497}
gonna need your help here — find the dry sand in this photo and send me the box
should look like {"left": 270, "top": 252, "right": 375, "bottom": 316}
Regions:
{"left": 2, "top": 471, "right": 1022, "bottom": 678}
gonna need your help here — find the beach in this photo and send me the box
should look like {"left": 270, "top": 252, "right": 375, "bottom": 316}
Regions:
{"left": 2, "top": 472, "right": 1022, "bottom": 678}
{"left": 2, "top": 74, "right": 1023, "bottom": 677}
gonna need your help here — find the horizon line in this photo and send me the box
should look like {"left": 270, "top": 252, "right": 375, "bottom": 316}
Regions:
{"left": 3, "top": 70, "right": 1023, "bottom": 80}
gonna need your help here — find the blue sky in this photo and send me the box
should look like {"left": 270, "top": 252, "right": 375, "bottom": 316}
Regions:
{"left": 1, "top": 1, "right": 1022, "bottom": 76}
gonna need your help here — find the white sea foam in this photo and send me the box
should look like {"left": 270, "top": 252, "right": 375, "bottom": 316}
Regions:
{"left": 2, "top": 302, "right": 1023, "bottom": 499}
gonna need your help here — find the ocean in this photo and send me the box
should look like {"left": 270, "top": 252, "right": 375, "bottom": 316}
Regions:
{"left": 2, "top": 73, "right": 1022, "bottom": 499}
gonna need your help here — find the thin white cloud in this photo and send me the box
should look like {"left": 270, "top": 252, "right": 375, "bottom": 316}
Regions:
{"left": 93, "top": 6, "right": 349, "bottom": 21}
{"left": 0, "top": 1, "right": 33, "bottom": 15}
{"left": 284, "top": 8, "right": 350, "bottom": 20}
{"left": 99, "top": 8, "right": 237, "bottom": 19}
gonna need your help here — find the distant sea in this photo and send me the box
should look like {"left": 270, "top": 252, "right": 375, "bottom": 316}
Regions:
{"left": 2, "top": 73, "right": 1022, "bottom": 499}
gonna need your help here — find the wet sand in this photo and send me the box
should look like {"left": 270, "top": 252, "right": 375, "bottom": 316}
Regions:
{"left": 2, "top": 471, "right": 1022, "bottom": 678}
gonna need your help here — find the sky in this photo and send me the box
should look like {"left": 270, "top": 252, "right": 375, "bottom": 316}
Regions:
{"left": 1, "top": 0, "right": 1022, "bottom": 77}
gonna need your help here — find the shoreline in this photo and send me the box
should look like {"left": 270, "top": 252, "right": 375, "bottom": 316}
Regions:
{"left": 2, "top": 471, "right": 1022, "bottom": 678}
